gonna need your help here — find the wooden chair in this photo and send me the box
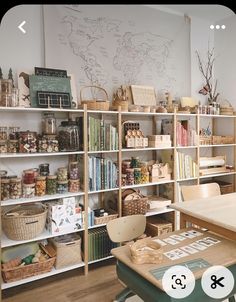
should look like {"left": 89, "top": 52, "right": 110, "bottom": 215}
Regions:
{"left": 181, "top": 182, "right": 221, "bottom": 201}
{"left": 106, "top": 215, "right": 146, "bottom": 302}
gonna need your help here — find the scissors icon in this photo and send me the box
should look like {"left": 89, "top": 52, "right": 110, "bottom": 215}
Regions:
{"left": 211, "top": 275, "right": 225, "bottom": 289}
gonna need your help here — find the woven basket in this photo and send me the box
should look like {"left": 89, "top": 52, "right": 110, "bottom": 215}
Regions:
{"left": 130, "top": 238, "right": 163, "bottom": 264}
{"left": 94, "top": 213, "right": 118, "bottom": 225}
{"left": 112, "top": 99, "right": 129, "bottom": 111}
{"left": 80, "top": 85, "right": 110, "bottom": 111}
{"left": 1, "top": 256, "right": 55, "bottom": 283}
{"left": 2, "top": 203, "right": 47, "bottom": 240}
{"left": 49, "top": 233, "right": 82, "bottom": 269}
{"left": 122, "top": 189, "right": 148, "bottom": 216}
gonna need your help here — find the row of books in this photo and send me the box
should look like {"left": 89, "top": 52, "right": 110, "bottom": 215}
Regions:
{"left": 176, "top": 121, "right": 198, "bottom": 146}
{"left": 88, "top": 156, "right": 118, "bottom": 191}
{"left": 88, "top": 116, "right": 118, "bottom": 151}
{"left": 88, "top": 227, "right": 118, "bottom": 261}
{"left": 176, "top": 152, "right": 198, "bottom": 179}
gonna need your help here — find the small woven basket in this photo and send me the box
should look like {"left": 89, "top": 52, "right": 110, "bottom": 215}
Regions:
{"left": 122, "top": 189, "right": 148, "bottom": 216}
{"left": 2, "top": 203, "right": 47, "bottom": 240}
{"left": 94, "top": 213, "right": 118, "bottom": 225}
{"left": 1, "top": 257, "right": 56, "bottom": 283}
{"left": 130, "top": 238, "right": 163, "bottom": 264}
{"left": 80, "top": 85, "right": 110, "bottom": 111}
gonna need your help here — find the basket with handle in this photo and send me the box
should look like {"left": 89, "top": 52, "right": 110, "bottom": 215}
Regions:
{"left": 79, "top": 85, "right": 110, "bottom": 111}
{"left": 122, "top": 189, "right": 148, "bottom": 216}
{"left": 2, "top": 203, "right": 47, "bottom": 240}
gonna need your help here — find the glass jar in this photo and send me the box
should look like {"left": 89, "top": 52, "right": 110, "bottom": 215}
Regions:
{"left": 58, "top": 121, "right": 79, "bottom": 151}
{"left": 134, "top": 168, "right": 142, "bottom": 184}
{"left": 42, "top": 112, "right": 56, "bottom": 135}
{"left": 69, "top": 161, "right": 79, "bottom": 180}
{"left": 121, "top": 174, "right": 127, "bottom": 186}
{"left": 141, "top": 172, "right": 149, "bottom": 184}
{"left": 23, "top": 169, "right": 35, "bottom": 184}
{"left": 1, "top": 178, "right": 10, "bottom": 200}
{"left": 46, "top": 175, "right": 57, "bottom": 195}
{"left": 35, "top": 176, "right": 46, "bottom": 196}
{"left": 38, "top": 135, "right": 59, "bottom": 153}
{"left": 9, "top": 178, "right": 22, "bottom": 199}
{"left": 122, "top": 160, "right": 131, "bottom": 174}
{"left": 131, "top": 156, "right": 140, "bottom": 168}
{"left": 9, "top": 126, "right": 20, "bottom": 140}
{"left": 0, "top": 126, "right": 8, "bottom": 140}
{"left": 0, "top": 79, "right": 12, "bottom": 107}
{"left": 39, "top": 163, "right": 50, "bottom": 176}
{"left": 69, "top": 179, "right": 80, "bottom": 192}
{"left": 8, "top": 140, "right": 19, "bottom": 153}
{"left": 19, "top": 131, "right": 37, "bottom": 153}
{"left": 0, "top": 140, "right": 8, "bottom": 153}
{"left": 57, "top": 180, "right": 68, "bottom": 194}
{"left": 23, "top": 183, "right": 35, "bottom": 198}
{"left": 57, "top": 167, "right": 68, "bottom": 181}
{"left": 10, "top": 88, "right": 19, "bottom": 107}
{"left": 126, "top": 168, "right": 134, "bottom": 186}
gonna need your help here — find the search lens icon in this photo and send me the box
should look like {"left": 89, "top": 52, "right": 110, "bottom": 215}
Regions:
{"left": 175, "top": 278, "right": 183, "bottom": 286}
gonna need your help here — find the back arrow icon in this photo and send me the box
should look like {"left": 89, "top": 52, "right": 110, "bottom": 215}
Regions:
{"left": 18, "top": 21, "right": 26, "bottom": 34}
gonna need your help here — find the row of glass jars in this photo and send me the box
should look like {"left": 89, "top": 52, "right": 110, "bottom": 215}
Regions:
{"left": 0, "top": 176, "right": 81, "bottom": 200}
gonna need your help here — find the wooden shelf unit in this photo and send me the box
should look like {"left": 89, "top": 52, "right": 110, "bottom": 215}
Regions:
{"left": 1, "top": 105, "right": 236, "bottom": 291}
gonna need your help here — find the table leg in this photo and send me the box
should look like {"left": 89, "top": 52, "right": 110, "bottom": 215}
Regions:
{"left": 228, "top": 296, "right": 236, "bottom": 302}
{"left": 180, "top": 213, "right": 187, "bottom": 229}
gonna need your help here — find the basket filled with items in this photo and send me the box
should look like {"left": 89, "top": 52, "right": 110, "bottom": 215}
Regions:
{"left": 122, "top": 189, "right": 148, "bottom": 216}
{"left": 79, "top": 85, "right": 110, "bottom": 111}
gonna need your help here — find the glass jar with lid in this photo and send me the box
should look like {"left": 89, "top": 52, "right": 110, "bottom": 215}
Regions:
{"left": 23, "top": 183, "right": 35, "bottom": 198}
{"left": 0, "top": 126, "right": 8, "bottom": 140}
{"left": 9, "top": 126, "right": 20, "bottom": 140}
{"left": 19, "top": 131, "right": 37, "bottom": 153}
{"left": 58, "top": 120, "right": 79, "bottom": 151}
{"left": 42, "top": 112, "right": 57, "bottom": 135}
{"left": 57, "top": 180, "right": 68, "bottom": 194}
{"left": 46, "top": 175, "right": 57, "bottom": 195}
{"left": 39, "top": 163, "right": 50, "bottom": 176}
{"left": 23, "top": 169, "right": 35, "bottom": 184}
{"left": 69, "top": 161, "right": 79, "bottom": 180}
{"left": 57, "top": 167, "right": 68, "bottom": 181}
{"left": 9, "top": 178, "right": 22, "bottom": 199}
{"left": 0, "top": 140, "right": 8, "bottom": 153}
{"left": 35, "top": 176, "right": 46, "bottom": 196}
{"left": 1, "top": 178, "right": 10, "bottom": 200}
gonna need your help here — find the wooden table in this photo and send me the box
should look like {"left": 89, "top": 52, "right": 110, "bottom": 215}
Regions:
{"left": 170, "top": 193, "right": 236, "bottom": 241}
{"left": 111, "top": 228, "right": 236, "bottom": 301}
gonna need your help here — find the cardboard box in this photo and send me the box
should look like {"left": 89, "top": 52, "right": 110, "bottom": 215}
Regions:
{"left": 145, "top": 217, "right": 172, "bottom": 237}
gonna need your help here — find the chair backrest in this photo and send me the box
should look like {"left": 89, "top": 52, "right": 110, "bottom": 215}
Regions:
{"left": 106, "top": 215, "right": 146, "bottom": 243}
{"left": 181, "top": 182, "right": 221, "bottom": 201}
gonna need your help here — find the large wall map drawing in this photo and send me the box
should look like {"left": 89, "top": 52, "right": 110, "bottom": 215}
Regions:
{"left": 43, "top": 5, "right": 190, "bottom": 101}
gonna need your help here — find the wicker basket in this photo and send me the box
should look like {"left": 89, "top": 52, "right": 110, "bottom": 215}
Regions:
{"left": 130, "top": 238, "right": 163, "bottom": 264}
{"left": 1, "top": 256, "right": 55, "bottom": 283}
{"left": 2, "top": 203, "right": 47, "bottom": 240}
{"left": 79, "top": 85, "right": 110, "bottom": 111}
{"left": 122, "top": 189, "right": 148, "bottom": 216}
{"left": 213, "top": 135, "right": 234, "bottom": 145}
{"left": 49, "top": 233, "right": 82, "bottom": 269}
{"left": 112, "top": 99, "right": 129, "bottom": 111}
{"left": 94, "top": 213, "right": 118, "bottom": 225}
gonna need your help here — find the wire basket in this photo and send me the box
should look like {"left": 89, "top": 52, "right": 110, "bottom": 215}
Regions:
{"left": 2, "top": 203, "right": 47, "bottom": 240}
{"left": 80, "top": 85, "right": 110, "bottom": 111}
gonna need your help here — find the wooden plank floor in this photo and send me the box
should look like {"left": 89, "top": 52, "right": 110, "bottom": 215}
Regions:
{"left": 2, "top": 259, "right": 124, "bottom": 302}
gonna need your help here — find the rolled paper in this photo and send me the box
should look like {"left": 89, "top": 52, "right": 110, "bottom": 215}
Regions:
{"left": 200, "top": 158, "right": 225, "bottom": 168}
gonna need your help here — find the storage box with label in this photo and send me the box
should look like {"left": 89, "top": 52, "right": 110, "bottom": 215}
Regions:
{"left": 145, "top": 217, "right": 172, "bottom": 237}
{"left": 49, "top": 233, "right": 82, "bottom": 269}
{"left": 146, "top": 196, "right": 171, "bottom": 213}
{"left": 148, "top": 135, "right": 171, "bottom": 148}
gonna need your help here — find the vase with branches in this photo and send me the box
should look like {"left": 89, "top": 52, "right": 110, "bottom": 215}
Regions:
{"left": 196, "top": 48, "right": 219, "bottom": 104}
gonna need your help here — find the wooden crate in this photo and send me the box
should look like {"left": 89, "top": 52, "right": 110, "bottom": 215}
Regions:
{"left": 212, "top": 136, "right": 234, "bottom": 145}
{"left": 216, "top": 181, "right": 233, "bottom": 194}
{"left": 145, "top": 217, "right": 172, "bottom": 237}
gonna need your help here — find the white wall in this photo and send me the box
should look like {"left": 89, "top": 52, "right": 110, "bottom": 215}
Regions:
{"left": 0, "top": 5, "right": 44, "bottom": 81}
{"left": 214, "top": 15, "right": 236, "bottom": 107}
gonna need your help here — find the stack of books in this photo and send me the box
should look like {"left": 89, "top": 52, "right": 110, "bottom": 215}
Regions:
{"left": 88, "top": 156, "right": 118, "bottom": 191}
{"left": 88, "top": 227, "right": 118, "bottom": 261}
{"left": 88, "top": 116, "right": 118, "bottom": 151}
{"left": 176, "top": 152, "right": 198, "bottom": 179}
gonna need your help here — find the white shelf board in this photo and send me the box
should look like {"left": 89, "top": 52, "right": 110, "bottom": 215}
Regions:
{"left": 176, "top": 113, "right": 197, "bottom": 117}
{"left": 199, "top": 171, "right": 236, "bottom": 179}
{"left": 0, "top": 106, "right": 84, "bottom": 113}
{"left": 176, "top": 146, "right": 197, "bottom": 149}
{"left": 122, "top": 147, "right": 174, "bottom": 152}
{"left": 88, "top": 150, "right": 119, "bottom": 154}
{"left": 0, "top": 151, "right": 84, "bottom": 158}
{"left": 88, "top": 187, "right": 119, "bottom": 194}
{"left": 200, "top": 144, "right": 236, "bottom": 148}
{"left": 87, "top": 110, "right": 118, "bottom": 114}
{"left": 145, "top": 208, "right": 175, "bottom": 217}
{"left": 88, "top": 255, "right": 114, "bottom": 265}
{"left": 1, "top": 191, "right": 85, "bottom": 206}
{"left": 121, "top": 111, "right": 174, "bottom": 116}
{"left": 1, "top": 262, "right": 85, "bottom": 289}
{"left": 199, "top": 114, "right": 236, "bottom": 118}
{"left": 88, "top": 223, "right": 106, "bottom": 229}
{"left": 121, "top": 180, "right": 174, "bottom": 190}
{"left": 177, "top": 177, "right": 198, "bottom": 182}
{"left": 1, "top": 228, "right": 85, "bottom": 248}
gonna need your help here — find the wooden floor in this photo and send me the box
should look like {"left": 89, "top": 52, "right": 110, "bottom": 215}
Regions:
{"left": 2, "top": 259, "right": 124, "bottom": 302}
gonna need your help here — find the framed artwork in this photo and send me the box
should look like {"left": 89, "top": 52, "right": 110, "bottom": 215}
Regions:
{"left": 131, "top": 85, "right": 156, "bottom": 106}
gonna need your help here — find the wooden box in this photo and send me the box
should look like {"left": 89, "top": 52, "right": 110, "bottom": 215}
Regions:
{"left": 145, "top": 217, "right": 172, "bottom": 237}
{"left": 216, "top": 181, "right": 233, "bottom": 195}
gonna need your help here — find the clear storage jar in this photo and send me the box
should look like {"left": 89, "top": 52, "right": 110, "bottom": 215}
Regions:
{"left": 39, "top": 163, "right": 50, "bottom": 176}
{"left": 126, "top": 168, "right": 134, "bottom": 186}
{"left": 57, "top": 180, "right": 68, "bottom": 194}
{"left": 35, "top": 176, "right": 46, "bottom": 196}
{"left": 19, "top": 131, "right": 37, "bottom": 153}
{"left": 9, "top": 178, "right": 22, "bottom": 199}
{"left": 46, "top": 175, "right": 57, "bottom": 195}
{"left": 58, "top": 121, "right": 79, "bottom": 151}
{"left": 57, "top": 167, "right": 68, "bottom": 181}
{"left": 1, "top": 178, "right": 10, "bottom": 200}
{"left": 42, "top": 112, "right": 56, "bottom": 135}
{"left": 23, "top": 183, "right": 35, "bottom": 198}
{"left": 9, "top": 126, "right": 20, "bottom": 140}
{"left": 0, "top": 126, "right": 8, "bottom": 140}
{"left": 23, "top": 169, "right": 35, "bottom": 184}
{"left": 134, "top": 168, "right": 142, "bottom": 184}
{"left": 69, "top": 179, "right": 80, "bottom": 193}
{"left": 0, "top": 140, "right": 8, "bottom": 153}
{"left": 69, "top": 161, "right": 79, "bottom": 180}
{"left": 8, "top": 140, "right": 18, "bottom": 153}
{"left": 38, "top": 135, "right": 59, "bottom": 153}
